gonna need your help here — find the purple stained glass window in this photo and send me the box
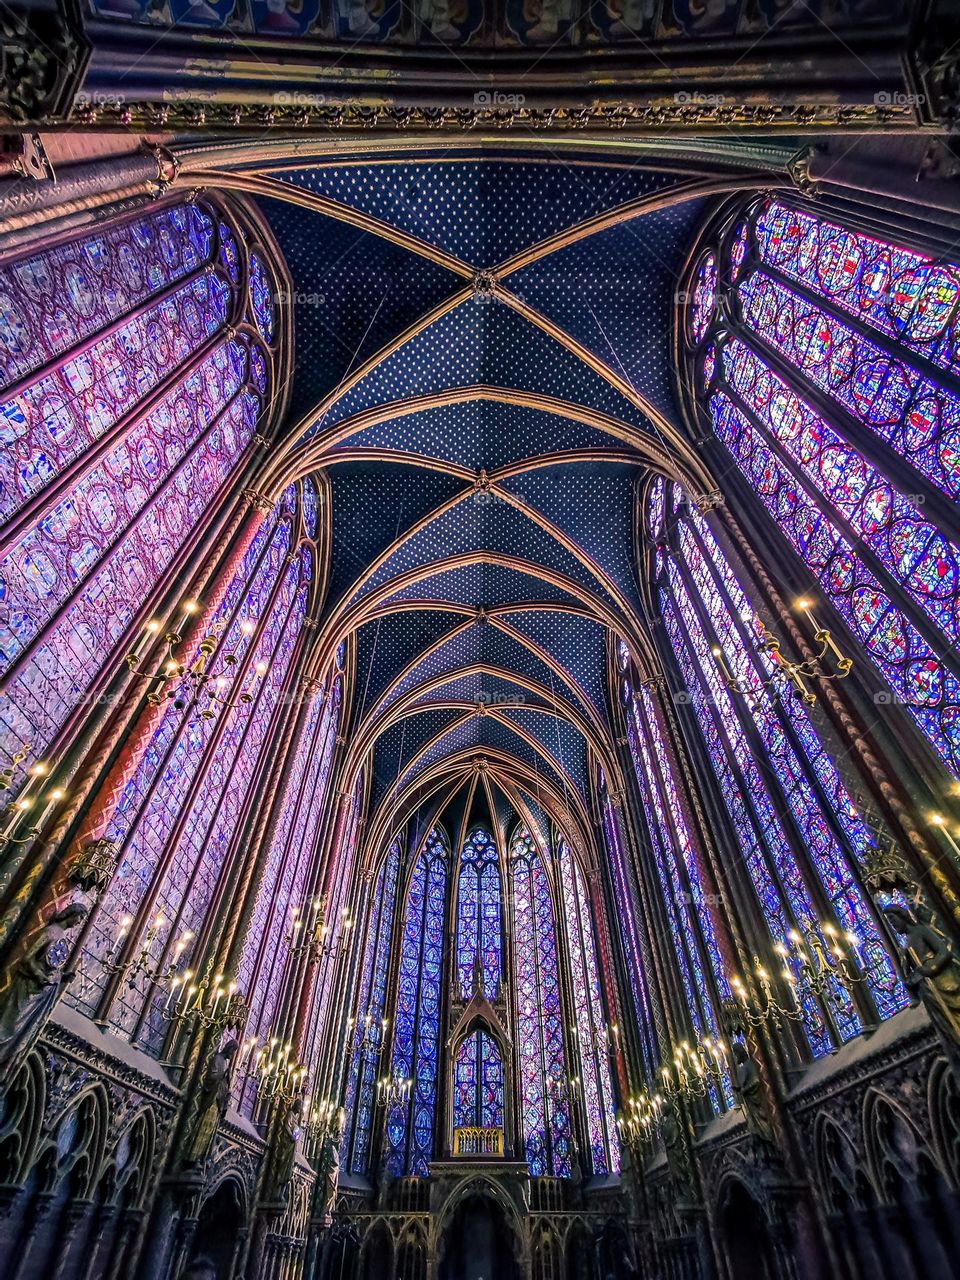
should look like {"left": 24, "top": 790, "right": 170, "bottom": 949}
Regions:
{"left": 710, "top": 392, "right": 960, "bottom": 776}
{"left": 455, "top": 827, "right": 502, "bottom": 1000}
{"left": 556, "top": 838, "right": 619, "bottom": 1175}
{"left": 452, "top": 1029, "right": 504, "bottom": 1131}
{"left": 302, "top": 476, "right": 320, "bottom": 539}
{"left": 0, "top": 199, "right": 273, "bottom": 789}
{"left": 647, "top": 476, "right": 665, "bottom": 539}
{"left": 385, "top": 828, "right": 448, "bottom": 1176}
{"left": 624, "top": 688, "right": 731, "bottom": 1108}
{"left": 691, "top": 198, "right": 960, "bottom": 779}
{"left": 0, "top": 202, "right": 214, "bottom": 391}
{"left": 236, "top": 665, "right": 342, "bottom": 1115}
{"left": 754, "top": 199, "right": 960, "bottom": 376}
{"left": 650, "top": 479, "right": 907, "bottom": 1053}
{"left": 511, "top": 827, "right": 571, "bottom": 1178}
{"left": 675, "top": 511, "right": 905, "bottom": 1020}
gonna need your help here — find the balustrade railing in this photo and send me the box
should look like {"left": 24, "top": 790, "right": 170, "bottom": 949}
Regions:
{"left": 453, "top": 1126, "right": 504, "bottom": 1156}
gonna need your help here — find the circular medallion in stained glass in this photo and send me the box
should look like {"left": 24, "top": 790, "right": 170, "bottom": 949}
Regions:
{"left": 888, "top": 265, "right": 959, "bottom": 342}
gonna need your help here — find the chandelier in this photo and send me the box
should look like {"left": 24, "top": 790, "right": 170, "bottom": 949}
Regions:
{"left": 125, "top": 600, "right": 268, "bottom": 719}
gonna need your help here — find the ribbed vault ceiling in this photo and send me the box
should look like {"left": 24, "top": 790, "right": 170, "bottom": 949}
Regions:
{"left": 250, "top": 151, "right": 714, "bottom": 845}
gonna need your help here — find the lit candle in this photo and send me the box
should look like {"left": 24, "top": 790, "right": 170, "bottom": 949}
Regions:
{"left": 929, "top": 812, "right": 960, "bottom": 858}
{"left": 110, "top": 915, "right": 134, "bottom": 958}
{"left": 17, "top": 761, "right": 48, "bottom": 807}
{"left": 1, "top": 796, "right": 32, "bottom": 840}
{"left": 173, "top": 599, "right": 200, "bottom": 639}
{"left": 209, "top": 976, "right": 224, "bottom": 1021}
{"left": 164, "top": 973, "right": 183, "bottom": 1012}
{"left": 170, "top": 932, "right": 189, "bottom": 966}
{"left": 844, "top": 931, "right": 863, "bottom": 966}
{"left": 711, "top": 645, "right": 734, "bottom": 684}
{"left": 130, "top": 619, "right": 161, "bottom": 662}
{"left": 794, "top": 597, "right": 819, "bottom": 635}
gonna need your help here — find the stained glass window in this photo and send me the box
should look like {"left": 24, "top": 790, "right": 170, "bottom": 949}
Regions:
{"left": 0, "top": 198, "right": 274, "bottom": 789}
{"left": 455, "top": 827, "right": 502, "bottom": 999}
{"left": 689, "top": 197, "right": 960, "bottom": 777}
{"left": 599, "top": 791, "right": 657, "bottom": 1081}
{"left": 650, "top": 484, "right": 907, "bottom": 1056}
{"left": 556, "top": 838, "right": 619, "bottom": 1175}
{"left": 621, "top": 682, "right": 730, "bottom": 1108}
{"left": 342, "top": 837, "right": 401, "bottom": 1175}
{"left": 385, "top": 828, "right": 448, "bottom": 1176}
{"left": 511, "top": 827, "right": 571, "bottom": 1178}
{"left": 306, "top": 766, "right": 362, "bottom": 1101}
{"left": 70, "top": 487, "right": 309, "bottom": 1052}
{"left": 235, "top": 668, "right": 342, "bottom": 1114}
{"left": 452, "top": 1029, "right": 504, "bottom": 1131}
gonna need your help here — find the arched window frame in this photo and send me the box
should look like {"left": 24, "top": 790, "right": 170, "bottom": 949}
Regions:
{"left": 680, "top": 194, "right": 960, "bottom": 781}
{"left": 451, "top": 1025, "right": 505, "bottom": 1133}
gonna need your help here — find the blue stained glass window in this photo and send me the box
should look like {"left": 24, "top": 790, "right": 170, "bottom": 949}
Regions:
{"left": 452, "top": 1029, "right": 504, "bottom": 1131}
{"left": 511, "top": 827, "right": 571, "bottom": 1177}
{"left": 342, "top": 838, "right": 400, "bottom": 1175}
{"left": 385, "top": 828, "right": 448, "bottom": 1176}
{"left": 556, "top": 838, "right": 620, "bottom": 1174}
{"left": 455, "top": 827, "right": 502, "bottom": 999}
{"left": 690, "top": 197, "right": 960, "bottom": 779}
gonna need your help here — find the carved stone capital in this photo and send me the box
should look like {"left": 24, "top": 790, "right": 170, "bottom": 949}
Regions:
{"left": 692, "top": 490, "right": 724, "bottom": 514}
{"left": 241, "top": 487, "right": 275, "bottom": 515}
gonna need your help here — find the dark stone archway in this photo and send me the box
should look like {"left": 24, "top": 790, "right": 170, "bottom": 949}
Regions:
{"left": 187, "top": 1178, "right": 245, "bottom": 1280}
{"left": 436, "top": 1189, "right": 521, "bottom": 1280}
{"left": 717, "top": 1179, "right": 777, "bottom": 1280}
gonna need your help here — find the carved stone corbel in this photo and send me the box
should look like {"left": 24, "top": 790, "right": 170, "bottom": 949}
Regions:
{"left": 0, "top": 5, "right": 89, "bottom": 124}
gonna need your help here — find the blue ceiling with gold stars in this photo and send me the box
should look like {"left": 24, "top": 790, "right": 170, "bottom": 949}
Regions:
{"left": 258, "top": 150, "right": 703, "bottom": 837}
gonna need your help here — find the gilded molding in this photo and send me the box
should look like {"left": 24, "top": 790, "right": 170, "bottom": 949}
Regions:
{"left": 66, "top": 99, "right": 914, "bottom": 134}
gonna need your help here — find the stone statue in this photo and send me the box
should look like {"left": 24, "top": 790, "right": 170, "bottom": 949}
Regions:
{"left": 183, "top": 1038, "right": 238, "bottom": 1168}
{"left": 882, "top": 901, "right": 960, "bottom": 1074}
{"left": 263, "top": 1093, "right": 301, "bottom": 1206}
{"left": 660, "top": 1104, "right": 692, "bottom": 1195}
{"left": 730, "top": 1041, "right": 776, "bottom": 1147}
{"left": 0, "top": 902, "right": 86, "bottom": 1079}
{"left": 317, "top": 1123, "right": 341, "bottom": 1219}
